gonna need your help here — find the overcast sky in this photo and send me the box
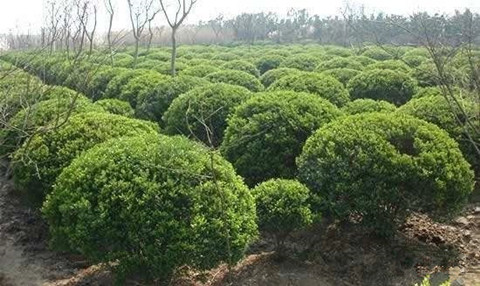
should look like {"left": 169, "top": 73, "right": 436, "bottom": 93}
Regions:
{"left": 1, "top": 0, "right": 480, "bottom": 34}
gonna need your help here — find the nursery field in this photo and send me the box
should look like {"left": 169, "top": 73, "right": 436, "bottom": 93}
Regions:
{"left": 0, "top": 44, "right": 480, "bottom": 285}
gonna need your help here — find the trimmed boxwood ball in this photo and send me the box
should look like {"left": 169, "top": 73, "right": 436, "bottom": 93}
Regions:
{"left": 260, "top": 68, "right": 302, "bottom": 88}
{"left": 12, "top": 112, "right": 158, "bottom": 203}
{"left": 280, "top": 54, "right": 322, "bottom": 71}
{"left": 135, "top": 75, "right": 210, "bottom": 125}
{"left": 320, "top": 68, "right": 360, "bottom": 87}
{"left": 297, "top": 113, "right": 474, "bottom": 235}
{"left": 252, "top": 179, "right": 313, "bottom": 249}
{"left": 163, "top": 83, "right": 252, "bottom": 147}
{"left": 86, "top": 67, "right": 126, "bottom": 101}
{"left": 342, "top": 99, "right": 396, "bottom": 115}
{"left": 103, "top": 69, "right": 151, "bottom": 100}
{"left": 119, "top": 71, "right": 168, "bottom": 108}
{"left": 94, "top": 99, "right": 134, "bottom": 117}
{"left": 0, "top": 94, "right": 103, "bottom": 157}
{"left": 255, "top": 55, "right": 285, "bottom": 75}
{"left": 347, "top": 69, "right": 417, "bottom": 105}
{"left": 181, "top": 64, "right": 221, "bottom": 77}
{"left": 268, "top": 72, "right": 350, "bottom": 106}
{"left": 361, "top": 47, "right": 394, "bottom": 61}
{"left": 205, "top": 70, "right": 264, "bottom": 92}
{"left": 42, "top": 134, "right": 257, "bottom": 281}
{"left": 365, "top": 60, "right": 412, "bottom": 73}
{"left": 221, "top": 91, "right": 343, "bottom": 186}
{"left": 315, "top": 57, "right": 364, "bottom": 72}
{"left": 221, "top": 60, "right": 260, "bottom": 77}
{"left": 397, "top": 94, "right": 480, "bottom": 171}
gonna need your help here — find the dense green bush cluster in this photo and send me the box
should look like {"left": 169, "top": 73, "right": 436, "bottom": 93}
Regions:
{"left": 205, "top": 70, "right": 264, "bottom": 92}
{"left": 361, "top": 46, "right": 394, "bottom": 61}
{"left": 221, "top": 91, "right": 342, "bottom": 186}
{"left": 255, "top": 55, "right": 285, "bottom": 74}
{"left": 163, "top": 83, "right": 251, "bottom": 147}
{"left": 348, "top": 69, "right": 418, "bottom": 105}
{"left": 298, "top": 113, "right": 474, "bottom": 235}
{"left": 268, "top": 72, "right": 350, "bottom": 106}
{"left": 43, "top": 134, "right": 257, "bottom": 281}
{"left": 118, "top": 71, "right": 168, "bottom": 108}
{"left": 13, "top": 112, "right": 158, "bottom": 202}
{"left": 222, "top": 60, "right": 260, "bottom": 77}
{"left": 342, "top": 99, "right": 397, "bottom": 115}
{"left": 397, "top": 93, "right": 480, "bottom": 171}
{"left": 252, "top": 179, "right": 313, "bottom": 248}
{"left": 181, "top": 64, "right": 221, "bottom": 77}
{"left": 315, "top": 57, "right": 363, "bottom": 72}
{"left": 260, "top": 68, "right": 302, "bottom": 88}
{"left": 94, "top": 99, "right": 134, "bottom": 117}
{"left": 135, "top": 75, "right": 210, "bottom": 125}
{"left": 280, "top": 54, "right": 322, "bottom": 71}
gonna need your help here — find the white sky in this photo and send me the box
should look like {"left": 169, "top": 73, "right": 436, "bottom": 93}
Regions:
{"left": 0, "top": 0, "right": 479, "bottom": 34}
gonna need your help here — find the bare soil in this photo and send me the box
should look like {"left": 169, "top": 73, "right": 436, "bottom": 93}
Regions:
{"left": 0, "top": 166, "right": 479, "bottom": 286}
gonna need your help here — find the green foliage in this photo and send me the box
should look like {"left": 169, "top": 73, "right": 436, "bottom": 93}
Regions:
{"left": 397, "top": 93, "right": 480, "bottom": 171}
{"left": 365, "top": 60, "right": 412, "bottom": 73}
{"left": 361, "top": 47, "right": 395, "bottom": 61}
{"left": 221, "top": 91, "right": 343, "bottom": 186}
{"left": 103, "top": 69, "right": 151, "bottom": 100}
{"left": 297, "top": 113, "right": 474, "bottom": 235}
{"left": 315, "top": 57, "right": 364, "bottom": 72}
{"left": 135, "top": 75, "right": 210, "bottom": 125}
{"left": 252, "top": 179, "right": 313, "bottom": 248}
{"left": 260, "top": 68, "right": 302, "bottom": 88}
{"left": 12, "top": 112, "right": 158, "bottom": 202}
{"left": 280, "top": 54, "right": 323, "bottom": 71}
{"left": 86, "top": 67, "right": 126, "bottom": 101}
{"left": 320, "top": 68, "right": 360, "bottom": 86}
{"left": 181, "top": 64, "right": 221, "bottom": 77}
{"left": 222, "top": 60, "right": 260, "bottom": 77}
{"left": 118, "top": 71, "right": 168, "bottom": 108}
{"left": 255, "top": 55, "right": 285, "bottom": 75}
{"left": 163, "top": 83, "right": 252, "bottom": 147}
{"left": 94, "top": 99, "right": 134, "bottom": 117}
{"left": 268, "top": 72, "right": 350, "bottom": 106}
{"left": 1, "top": 94, "right": 102, "bottom": 156}
{"left": 342, "top": 99, "right": 397, "bottom": 115}
{"left": 42, "top": 134, "right": 257, "bottom": 281}
{"left": 205, "top": 70, "right": 264, "bottom": 92}
{"left": 348, "top": 69, "right": 418, "bottom": 105}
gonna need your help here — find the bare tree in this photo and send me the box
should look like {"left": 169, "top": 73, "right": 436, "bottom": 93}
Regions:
{"left": 105, "top": 0, "right": 115, "bottom": 65}
{"left": 159, "top": 0, "right": 198, "bottom": 76}
{"left": 127, "top": 0, "right": 161, "bottom": 67}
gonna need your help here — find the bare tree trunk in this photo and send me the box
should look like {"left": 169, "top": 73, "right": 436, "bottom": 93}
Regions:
{"left": 170, "top": 27, "right": 177, "bottom": 76}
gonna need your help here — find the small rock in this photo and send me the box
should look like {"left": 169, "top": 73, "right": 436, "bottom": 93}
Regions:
{"left": 451, "top": 277, "right": 466, "bottom": 286}
{"left": 473, "top": 206, "right": 480, "bottom": 214}
{"left": 455, "top": 217, "right": 469, "bottom": 226}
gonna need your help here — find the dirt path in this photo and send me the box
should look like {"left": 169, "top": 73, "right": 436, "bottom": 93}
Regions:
{"left": 0, "top": 167, "right": 76, "bottom": 286}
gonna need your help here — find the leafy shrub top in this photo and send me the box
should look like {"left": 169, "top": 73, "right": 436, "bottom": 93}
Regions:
{"left": 42, "top": 134, "right": 257, "bottom": 280}
{"left": 205, "top": 70, "right": 264, "bottom": 92}
{"left": 342, "top": 98, "right": 397, "bottom": 115}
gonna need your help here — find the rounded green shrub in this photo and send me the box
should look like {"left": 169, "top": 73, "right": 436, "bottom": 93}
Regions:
{"left": 221, "top": 91, "right": 343, "bottom": 186}
{"left": 222, "top": 60, "right": 260, "bottom": 77}
{"left": 118, "top": 71, "right": 168, "bottom": 108}
{"left": 103, "top": 69, "right": 151, "bottom": 100}
{"left": 268, "top": 72, "right": 350, "bottom": 106}
{"left": 181, "top": 64, "right": 221, "bottom": 78}
{"left": 315, "top": 57, "right": 363, "bottom": 72}
{"left": 397, "top": 94, "right": 480, "bottom": 171}
{"left": 260, "top": 68, "right": 302, "bottom": 88}
{"left": 205, "top": 70, "right": 263, "bottom": 92}
{"left": 252, "top": 179, "right": 313, "bottom": 248}
{"left": 361, "top": 47, "right": 394, "bottom": 61}
{"left": 347, "top": 69, "right": 417, "bottom": 105}
{"left": 297, "top": 113, "right": 474, "bottom": 235}
{"left": 342, "top": 99, "right": 396, "bottom": 115}
{"left": 12, "top": 112, "right": 158, "bottom": 202}
{"left": 412, "top": 61, "right": 462, "bottom": 87}
{"left": 86, "top": 67, "right": 126, "bottom": 101}
{"left": 255, "top": 55, "right": 285, "bottom": 75}
{"left": 135, "top": 75, "right": 210, "bottom": 125}
{"left": 1, "top": 94, "right": 102, "bottom": 156}
{"left": 42, "top": 134, "right": 257, "bottom": 281}
{"left": 280, "top": 54, "right": 322, "bottom": 71}
{"left": 320, "top": 68, "right": 360, "bottom": 86}
{"left": 94, "top": 99, "right": 134, "bottom": 117}
{"left": 163, "top": 83, "right": 251, "bottom": 147}
{"left": 365, "top": 60, "right": 412, "bottom": 73}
